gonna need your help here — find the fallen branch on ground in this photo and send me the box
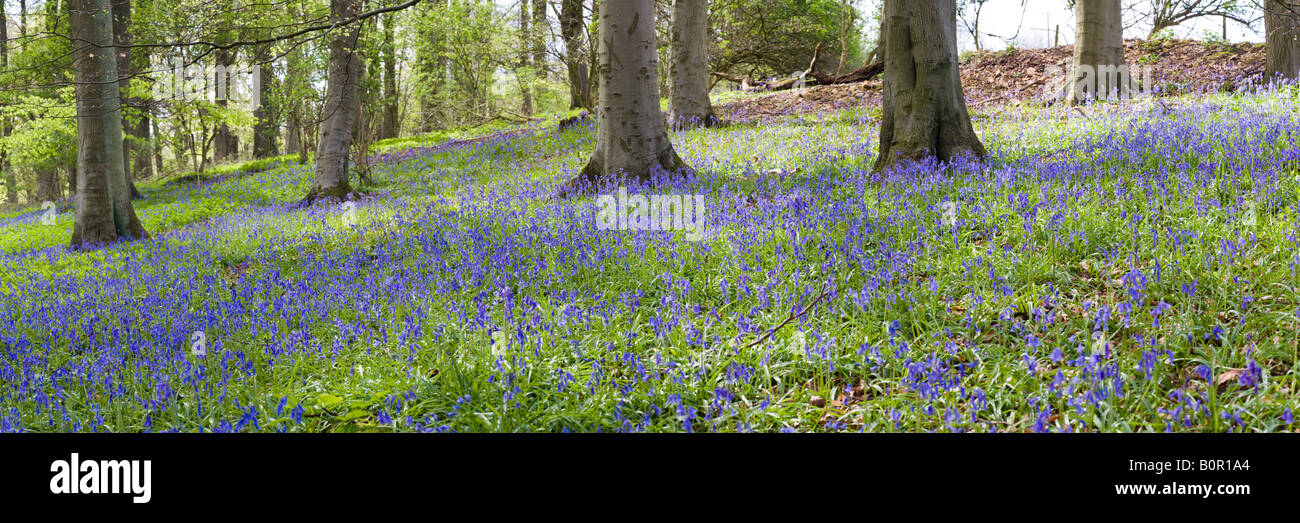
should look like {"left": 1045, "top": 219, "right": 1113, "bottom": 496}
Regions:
{"left": 710, "top": 43, "right": 824, "bottom": 92}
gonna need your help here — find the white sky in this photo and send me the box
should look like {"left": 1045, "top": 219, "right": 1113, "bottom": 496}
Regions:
{"left": 942, "top": 0, "right": 1266, "bottom": 51}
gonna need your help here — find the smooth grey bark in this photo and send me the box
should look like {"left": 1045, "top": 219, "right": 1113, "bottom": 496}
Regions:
{"left": 667, "top": 0, "right": 718, "bottom": 129}
{"left": 1067, "top": 0, "right": 1128, "bottom": 104}
{"left": 874, "top": 0, "right": 985, "bottom": 171}
{"left": 303, "top": 0, "right": 362, "bottom": 203}
{"left": 1266, "top": 0, "right": 1300, "bottom": 80}
{"left": 559, "top": 0, "right": 591, "bottom": 109}
{"left": 561, "top": 0, "right": 691, "bottom": 196}
{"left": 69, "top": 0, "right": 148, "bottom": 247}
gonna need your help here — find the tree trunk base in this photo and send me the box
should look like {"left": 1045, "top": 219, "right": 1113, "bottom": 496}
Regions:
{"left": 299, "top": 182, "right": 356, "bottom": 207}
{"left": 557, "top": 149, "right": 693, "bottom": 199}
{"left": 69, "top": 211, "right": 149, "bottom": 251}
{"left": 668, "top": 112, "right": 722, "bottom": 130}
{"left": 873, "top": 2, "right": 985, "bottom": 173}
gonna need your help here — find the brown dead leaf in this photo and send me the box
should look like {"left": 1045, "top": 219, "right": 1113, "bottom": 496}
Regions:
{"left": 1216, "top": 369, "right": 1244, "bottom": 390}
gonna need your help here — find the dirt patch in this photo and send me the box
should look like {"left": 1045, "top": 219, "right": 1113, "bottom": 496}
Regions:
{"left": 716, "top": 39, "right": 1267, "bottom": 123}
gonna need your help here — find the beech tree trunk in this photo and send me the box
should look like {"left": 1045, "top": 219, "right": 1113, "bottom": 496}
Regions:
{"left": 874, "top": 0, "right": 984, "bottom": 171}
{"left": 667, "top": 0, "right": 718, "bottom": 128}
{"left": 561, "top": 0, "right": 691, "bottom": 196}
{"left": 1067, "top": 0, "right": 1127, "bottom": 104}
{"left": 69, "top": 0, "right": 149, "bottom": 247}
{"left": 1266, "top": 0, "right": 1300, "bottom": 81}
{"left": 560, "top": 0, "right": 591, "bottom": 109}
{"left": 303, "top": 0, "right": 362, "bottom": 203}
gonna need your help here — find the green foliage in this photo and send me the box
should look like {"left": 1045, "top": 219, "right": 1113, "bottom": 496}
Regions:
{"left": 711, "top": 0, "right": 867, "bottom": 79}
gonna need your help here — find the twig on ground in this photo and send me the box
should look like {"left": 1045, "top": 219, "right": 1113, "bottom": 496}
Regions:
{"left": 730, "top": 279, "right": 832, "bottom": 350}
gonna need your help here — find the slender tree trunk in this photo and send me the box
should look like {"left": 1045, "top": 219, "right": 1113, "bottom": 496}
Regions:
{"left": 519, "top": 0, "right": 533, "bottom": 115}
{"left": 212, "top": 41, "right": 239, "bottom": 162}
{"left": 561, "top": 0, "right": 691, "bottom": 196}
{"left": 837, "top": 0, "right": 852, "bottom": 73}
{"left": 415, "top": 0, "right": 446, "bottom": 131}
{"left": 1067, "top": 0, "right": 1127, "bottom": 104}
{"left": 380, "top": 15, "right": 399, "bottom": 139}
{"left": 668, "top": 0, "right": 718, "bottom": 128}
{"left": 873, "top": 0, "right": 984, "bottom": 171}
{"left": 286, "top": 104, "right": 303, "bottom": 156}
{"left": 559, "top": 0, "right": 590, "bottom": 109}
{"left": 69, "top": 0, "right": 148, "bottom": 247}
{"left": 1266, "top": 0, "right": 1300, "bottom": 81}
{"left": 67, "top": 163, "right": 77, "bottom": 201}
{"left": 152, "top": 116, "right": 163, "bottom": 175}
{"left": 111, "top": 0, "right": 142, "bottom": 198}
{"left": 131, "top": 46, "right": 154, "bottom": 181}
{"left": 303, "top": 0, "right": 362, "bottom": 203}
{"left": 588, "top": 0, "right": 600, "bottom": 105}
{"left": 253, "top": 47, "right": 280, "bottom": 157}
{"left": 533, "top": 0, "right": 547, "bottom": 108}
{"left": 1, "top": 6, "right": 13, "bottom": 204}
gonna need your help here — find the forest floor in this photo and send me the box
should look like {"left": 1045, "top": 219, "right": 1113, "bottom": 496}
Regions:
{"left": 1, "top": 39, "right": 1298, "bottom": 433}
{"left": 717, "top": 38, "right": 1267, "bottom": 123}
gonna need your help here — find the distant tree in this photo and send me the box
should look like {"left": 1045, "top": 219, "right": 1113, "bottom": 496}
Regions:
{"left": 68, "top": 0, "right": 149, "bottom": 247}
{"left": 668, "top": 0, "right": 719, "bottom": 128}
{"left": 379, "top": 13, "right": 399, "bottom": 140}
{"left": 518, "top": 0, "right": 533, "bottom": 115}
{"left": 874, "top": 0, "right": 984, "bottom": 171}
{"left": 110, "top": 0, "right": 142, "bottom": 198}
{"left": 252, "top": 43, "right": 281, "bottom": 157}
{"left": 561, "top": 0, "right": 691, "bottom": 196}
{"left": 559, "top": 0, "right": 591, "bottom": 109}
{"left": 533, "top": 0, "right": 548, "bottom": 109}
{"left": 1137, "top": 1, "right": 1251, "bottom": 38}
{"left": 1, "top": 2, "right": 13, "bottom": 204}
{"left": 958, "top": 0, "right": 993, "bottom": 51}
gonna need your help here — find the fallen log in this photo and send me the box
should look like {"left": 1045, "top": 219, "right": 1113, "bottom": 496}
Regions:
{"left": 809, "top": 60, "right": 884, "bottom": 85}
{"left": 710, "top": 43, "right": 823, "bottom": 93}
{"left": 710, "top": 44, "right": 885, "bottom": 93}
